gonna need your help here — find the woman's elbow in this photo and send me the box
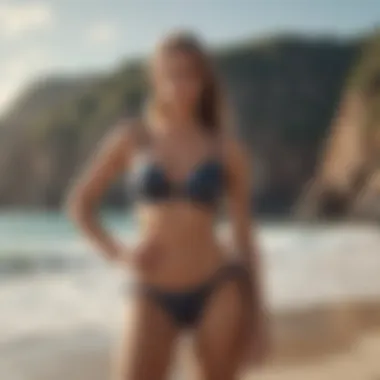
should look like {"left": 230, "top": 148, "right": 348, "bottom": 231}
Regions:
{"left": 65, "top": 190, "right": 89, "bottom": 224}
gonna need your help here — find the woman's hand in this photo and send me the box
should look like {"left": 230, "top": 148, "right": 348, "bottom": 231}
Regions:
{"left": 129, "top": 240, "right": 163, "bottom": 272}
{"left": 110, "top": 240, "right": 162, "bottom": 273}
{"left": 111, "top": 246, "right": 131, "bottom": 267}
{"left": 66, "top": 121, "right": 139, "bottom": 264}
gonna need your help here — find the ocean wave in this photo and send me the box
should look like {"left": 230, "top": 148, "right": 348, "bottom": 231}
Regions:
{"left": 0, "top": 250, "right": 95, "bottom": 278}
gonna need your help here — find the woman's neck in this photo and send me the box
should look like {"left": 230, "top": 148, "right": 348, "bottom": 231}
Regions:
{"left": 155, "top": 113, "right": 200, "bottom": 138}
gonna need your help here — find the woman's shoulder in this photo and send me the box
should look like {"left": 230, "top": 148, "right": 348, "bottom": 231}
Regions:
{"left": 218, "top": 132, "right": 249, "bottom": 162}
{"left": 90, "top": 118, "right": 146, "bottom": 159}
{"left": 107, "top": 117, "right": 147, "bottom": 147}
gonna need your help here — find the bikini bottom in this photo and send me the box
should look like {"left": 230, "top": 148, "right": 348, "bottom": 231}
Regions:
{"left": 139, "top": 263, "right": 250, "bottom": 328}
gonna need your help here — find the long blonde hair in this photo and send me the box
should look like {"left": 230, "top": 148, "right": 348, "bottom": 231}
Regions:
{"left": 145, "top": 31, "right": 229, "bottom": 135}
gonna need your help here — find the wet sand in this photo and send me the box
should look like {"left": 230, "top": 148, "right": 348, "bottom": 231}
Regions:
{"left": 2, "top": 301, "right": 380, "bottom": 380}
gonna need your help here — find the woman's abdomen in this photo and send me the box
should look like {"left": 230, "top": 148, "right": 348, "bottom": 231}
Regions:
{"left": 133, "top": 204, "right": 226, "bottom": 289}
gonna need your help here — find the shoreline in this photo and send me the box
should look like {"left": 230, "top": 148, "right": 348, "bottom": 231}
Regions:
{"left": 2, "top": 299, "right": 380, "bottom": 380}
{"left": 3, "top": 299, "right": 380, "bottom": 355}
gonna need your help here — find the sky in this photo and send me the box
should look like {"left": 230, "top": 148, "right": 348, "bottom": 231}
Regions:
{"left": 0, "top": 0, "right": 379, "bottom": 115}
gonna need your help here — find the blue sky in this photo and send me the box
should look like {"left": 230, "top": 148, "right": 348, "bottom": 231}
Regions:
{"left": 1, "top": 0, "right": 379, "bottom": 114}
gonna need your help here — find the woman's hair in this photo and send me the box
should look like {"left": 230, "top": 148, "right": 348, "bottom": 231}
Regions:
{"left": 145, "top": 31, "right": 229, "bottom": 135}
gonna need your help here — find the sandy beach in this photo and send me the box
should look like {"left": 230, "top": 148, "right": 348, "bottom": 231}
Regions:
{"left": 1, "top": 222, "right": 380, "bottom": 379}
{"left": 2, "top": 302, "right": 380, "bottom": 380}
{"left": 2, "top": 266, "right": 380, "bottom": 380}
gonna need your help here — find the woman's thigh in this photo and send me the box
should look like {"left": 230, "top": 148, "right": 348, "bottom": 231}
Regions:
{"left": 115, "top": 295, "right": 179, "bottom": 380}
{"left": 193, "top": 278, "right": 248, "bottom": 380}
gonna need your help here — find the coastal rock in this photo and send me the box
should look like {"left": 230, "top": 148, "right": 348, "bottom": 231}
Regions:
{"left": 296, "top": 34, "right": 380, "bottom": 220}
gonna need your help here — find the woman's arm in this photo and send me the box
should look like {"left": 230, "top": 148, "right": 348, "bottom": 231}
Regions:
{"left": 224, "top": 137, "right": 268, "bottom": 361}
{"left": 224, "top": 138, "right": 261, "bottom": 282}
{"left": 66, "top": 119, "right": 137, "bottom": 262}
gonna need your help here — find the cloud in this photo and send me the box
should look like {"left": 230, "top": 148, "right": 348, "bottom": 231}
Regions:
{"left": 85, "top": 21, "right": 119, "bottom": 45}
{"left": 0, "top": 2, "right": 53, "bottom": 38}
{"left": 3, "top": 48, "right": 53, "bottom": 76}
{"left": 0, "top": 83, "right": 16, "bottom": 114}
{"left": 0, "top": 48, "right": 57, "bottom": 114}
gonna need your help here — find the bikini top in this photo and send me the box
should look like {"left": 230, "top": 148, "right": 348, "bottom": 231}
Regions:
{"left": 130, "top": 124, "right": 225, "bottom": 209}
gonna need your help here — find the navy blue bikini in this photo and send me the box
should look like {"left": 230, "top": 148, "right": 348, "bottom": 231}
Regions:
{"left": 134, "top": 156, "right": 224, "bottom": 209}
{"left": 131, "top": 124, "right": 250, "bottom": 328}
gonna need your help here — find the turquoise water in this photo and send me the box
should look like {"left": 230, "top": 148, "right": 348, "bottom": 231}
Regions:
{"left": 0, "top": 210, "right": 374, "bottom": 256}
{"left": 1, "top": 210, "right": 380, "bottom": 286}
{"left": 0, "top": 210, "right": 335, "bottom": 249}
{"left": 0, "top": 210, "right": 138, "bottom": 251}
{"left": 0, "top": 210, "right": 286, "bottom": 277}
{"left": 0, "top": 211, "right": 136, "bottom": 277}
{"left": 0, "top": 210, "right": 135, "bottom": 241}
{"left": 0, "top": 211, "right": 308, "bottom": 259}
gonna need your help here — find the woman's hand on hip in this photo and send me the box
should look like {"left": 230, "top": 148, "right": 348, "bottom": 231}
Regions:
{"left": 129, "top": 240, "right": 163, "bottom": 272}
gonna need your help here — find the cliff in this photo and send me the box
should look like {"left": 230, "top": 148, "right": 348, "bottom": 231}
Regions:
{"left": 296, "top": 32, "right": 380, "bottom": 219}
{"left": 0, "top": 34, "right": 365, "bottom": 215}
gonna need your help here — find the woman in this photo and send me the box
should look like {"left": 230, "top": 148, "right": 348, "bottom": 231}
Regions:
{"left": 67, "top": 31, "right": 267, "bottom": 380}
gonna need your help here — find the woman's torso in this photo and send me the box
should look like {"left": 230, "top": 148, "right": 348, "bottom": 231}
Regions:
{"left": 127, "top": 126, "right": 228, "bottom": 290}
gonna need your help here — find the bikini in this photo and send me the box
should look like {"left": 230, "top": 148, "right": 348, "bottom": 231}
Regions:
{"left": 131, "top": 126, "right": 250, "bottom": 328}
